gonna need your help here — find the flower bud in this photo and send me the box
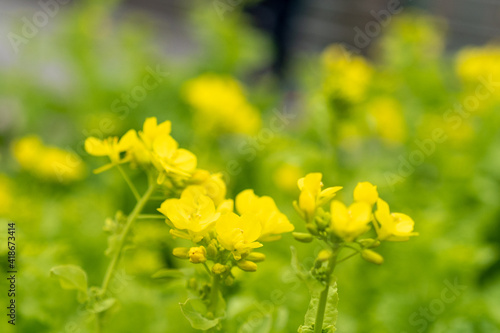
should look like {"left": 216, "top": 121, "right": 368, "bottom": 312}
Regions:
{"left": 224, "top": 275, "right": 234, "bottom": 286}
{"left": 172, "top": 247, "right": 190, "bottom": 259}
{"left": 188, "top": 246, "right": 207, "bottom": 263}
{"left": 188, "top": 169, "right": 211, "bottom": 184}
{"left": 317, "top": 249, "right": 332, "bottom": 262}
{"left": 358, "top": 238, "right": 381, "bottom": 249}
{"left": 361, "top": 249, "right": 384, "bottom": 265}
{"left": 212, "top": 263, "right": 227, "bottom": 274}
{"left": 245, "top": 252, "right": 266, "bottom": 262}
{"left": 306, "top": 223, "right": 318, "bottom": 235}
{"left": 292, "top": 232, "right": 314, "bottom": 243}
{"left": 206, "top": 242, "right": 218, "bottom": 259}
{"left": 237, "top": 260, "right": 257, "bottom": 272}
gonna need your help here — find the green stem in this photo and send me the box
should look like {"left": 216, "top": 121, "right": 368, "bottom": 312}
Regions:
{"left": 314, "top": 246, "right": 341, "bottom": 333}
{"left": 137, "top": 214, "right": 166, "bottom": 220}
{"left": 116, "top": 164, "right": 141, "bottom": 201}
{"left": 100, "top": 182, "right": 156, "bottom": 295}
{"left": 209, "top": 273, "right": 220, "bottom": 314}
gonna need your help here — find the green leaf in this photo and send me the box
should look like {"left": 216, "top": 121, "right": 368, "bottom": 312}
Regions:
{"left": 91, "top": 298, "right": 116, "bottom": 313}
{"left": 50, "top": 265, "right": 88, "bottom": 303}
{"left": 180, "top": 298, "right": 220, "bottom": 330}
{"left": 298, "top": 283, "right": 338, "bottom": 333}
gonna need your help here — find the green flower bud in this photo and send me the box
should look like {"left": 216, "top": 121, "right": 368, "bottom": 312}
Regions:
{"left": 224, "top": 275, "right": 234, "bottom": 286}
{"left": 293, "top": 232, "right": 314, "bottom": 243}
{"left": 172, "top": 247, "right": 190, "bottom": 259}
{"left": 246, "top": 252, "right": 266, "bottom": 262}
{"left": 361, "top": 249, "right": 384, "bottom": 265}
{"left": 237, "top": 260, "right": 257, "bottom": 272}
{"left": 306, "top": 223, "right": 318, "bottom": 235}
{"left": 206, "top": 242, "right": 218, "bottom": 259}
{"left": 358, "top": 238, "right": 381, "bottom": 248}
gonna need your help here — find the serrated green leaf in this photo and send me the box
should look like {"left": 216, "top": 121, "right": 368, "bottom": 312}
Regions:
{"left": 50, "top": 265, "right": 88, "bottom": 303}
{"left": 180, "top": 298, "right": 220, "bottom": 330}
{"left": 299, "top": 283, "right": 338, "bottom": 333}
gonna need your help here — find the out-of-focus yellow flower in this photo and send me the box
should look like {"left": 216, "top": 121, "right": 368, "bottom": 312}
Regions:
{"left": 188, "top": 246, "right": 207, "bottom": 263}
{"left": 273, "top": 163, "right": 303, "bottom": 192}
{"left": 85, "top": 130, "right": 137, "bottom": 163}
{"left": 0, "top": 175, "right": 13, "bottom": 216}
{"left": 353, "top": 182, "right": 379, "bottom": 206}
{"left": 216, "top": 212, "right": 263, "bottom": 260}
{"left": 456, "top": 46, "right": 500, "bottom": 85}
{"left": 374, "top": 199, "right": 418, "bottom": 241}
{"left": 158, "top": 186, "right": 220, "bottom": 242}
{"left": 330, "top": 200, "right": 372, "bottom": 242}
{"left": 12, "top": 135, "right": 85, "bottom": 183}
{"left": 322, "top": 44, "right": 373, "bottom": 102}
{"left": 201, "top": 173, "right": 227, "bottom": 206}
{"left": 235, "top": 189, "right": 294, "bottom": 241}
{"left": 368, "top": 97, "right": 407, "bottom": 144}
{"left": 152, "top": 133, "right": 197, "bottom": 180}
{"left": 183, "top": 73, "right": 261, "bottom": 135}
{"left": 297, "top": 173, "right": 342, "bottom": 221}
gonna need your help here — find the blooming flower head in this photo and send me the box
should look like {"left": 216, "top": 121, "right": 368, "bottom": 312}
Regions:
{"left": 152, "top": 133, "right": 197, "bottom": 180}
{"left": 297, "top": 173, "right": 342, "bottom": 222}
{"left": 85, "top": 130, "right": 137, "bottom": 163}
{"left": 13, "top": 135, "right": 85, "bottom": 182}
{"left": 374, "top": 199, "right": 418, "bottom": 241}
{"left": 183, "top": 73, "right": 261, "bottom": 135}
{"left": 236, "top": 189, "right": 294, "bottom": 241}
{"left": 139, "top": 117, "right": 172, "bottom": 149}
{"left": 216, "top": 212, "right": 263, "bottom": 260}
{"left": 330, "top": 200, "right": 372, "bottom": 242}
{"left": 158, "top": 186, "right": 219, "bottom": 242}
{"left": 353, "top": 182, "right": 379, "bottom": 206}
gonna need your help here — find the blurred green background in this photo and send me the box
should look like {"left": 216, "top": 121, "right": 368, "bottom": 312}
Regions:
{"left": 1, "top": 0, "right": 500, "bottom": 332}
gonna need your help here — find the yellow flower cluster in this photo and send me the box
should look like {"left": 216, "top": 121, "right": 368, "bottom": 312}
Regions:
{"left": 294, "top": 173, "right": 417, "bottom": 263}
{"left": 183, "top": 73, "right": 262, "bottom": 135}
{"left": 12, "top": 135, "right": 85, "bottom": 183}
{"left": 85, "top": 117, "right": 197, "bottom": 182}
{"left": 321, "top": 44, "right": 373, "bottom": 103}
{"left": 160, "top": 185, "right": 294, "bottom": 266}
{"left": 455, "top": 45, "right": 500, "bottom": 86}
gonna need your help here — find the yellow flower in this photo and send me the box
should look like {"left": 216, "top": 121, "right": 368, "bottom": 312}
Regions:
{"left": 12, "top": 135, "right": 85, "bottom": 182}
{"left": 152, "top": 133, "right": 197, "bottom": 179}
{"left": 139, "top": 117, "right": 172, "bottom": 149}
{"left": 330, "top": 200, "right": 372, "bottom": 242}
{"left": 236, "top": 189, "right": 294, "bottom": 241}
{"left": 297, "top": 173, "right": 342, "bottom": 221}
{"left": 85, "top": 130, "right": 138, "bottom": 173}
{"left": 199, "top": 172, "right": 227, "bottom": 206}
{"left": 353, "top": 182, "right": 379, "bottom": 206}
{"left": 322, "top": 44, "right": 373, "bottom": 102}
{"left": 374, "top": 199, "right": 418, "bottom": 241}
{"left": 216, "top": 212, "right": 263, "bottom": 260}
{"left": 188, "top": 246, "right": 207, "bottom": 263}
{"left": 368, "top": 97, "right": 407, "bottom": 144}
{"left": 158, "top": 186, "right": 219, "bottom": 242}
{"left": 183, "top": 74, "right": 261, "bottom": 135}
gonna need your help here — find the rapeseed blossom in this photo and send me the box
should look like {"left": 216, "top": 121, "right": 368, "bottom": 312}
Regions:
{"left": 374, "top": 199, "right": 418, "bottom": 241}
{"left": 12, "top": 135, "right": 85, "bottom": 183}
{"left": 183, "top": 73, "right": 261, "bottom": 135}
